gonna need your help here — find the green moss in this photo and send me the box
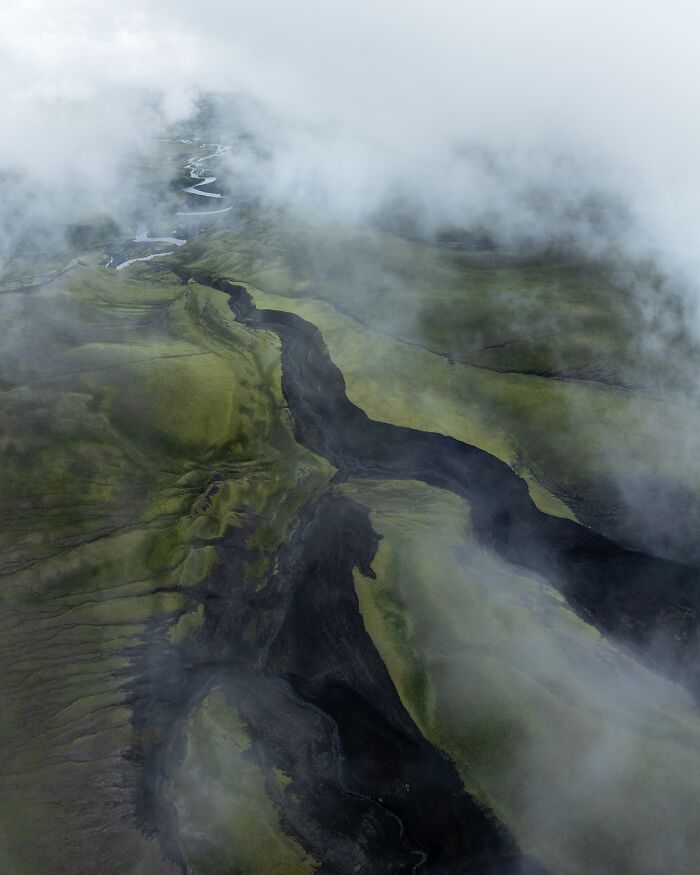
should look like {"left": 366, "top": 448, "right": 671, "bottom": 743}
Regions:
{"left": 272, "top": 767, "right": 293, "bottom": 789}
{"left": 170, "top": 604, "right": 206, "bottom": 645}
{"left": 178, "top": 545, "right": 217, "bottom": 587}
{"left": 172, "top": 687, "right": 318, "bottom": 874}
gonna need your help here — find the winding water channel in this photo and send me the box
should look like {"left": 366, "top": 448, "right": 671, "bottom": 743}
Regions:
{"left": 113, "top": 142, "right": 230, "bottom": 269}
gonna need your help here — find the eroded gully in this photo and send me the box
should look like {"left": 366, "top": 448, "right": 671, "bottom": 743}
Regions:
{"left": 131, "top": 271, "right": 700, "bottom": 874}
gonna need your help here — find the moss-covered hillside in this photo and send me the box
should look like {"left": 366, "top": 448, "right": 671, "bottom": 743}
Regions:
{"left": 0, "top": 258, "right": 331, "bottom": 873}
{"left": 3, "top": 139, "right": 700, "bottom": 874}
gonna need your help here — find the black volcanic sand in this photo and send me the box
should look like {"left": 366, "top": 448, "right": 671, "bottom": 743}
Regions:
{"left": 262, "top": 492, "right": 545, "bottom": 873}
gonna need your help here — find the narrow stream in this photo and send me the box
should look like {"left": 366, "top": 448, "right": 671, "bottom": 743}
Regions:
{"left": 115, "top": 251, "right": 175, "bottom": 270}
{"left": 134, "top": 225, "right": 186, "bottom": 247}
{"left": 112, "top": 142, "right": 230, "bottom": 270}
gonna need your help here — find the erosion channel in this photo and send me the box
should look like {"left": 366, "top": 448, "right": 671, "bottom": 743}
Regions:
{"left": 133, "top": 270, "right": 700, "bottom": 874}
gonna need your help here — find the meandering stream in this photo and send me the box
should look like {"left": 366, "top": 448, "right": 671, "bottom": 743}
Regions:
{"left": 113, "top": 142, "right": 230, "bottom": 270}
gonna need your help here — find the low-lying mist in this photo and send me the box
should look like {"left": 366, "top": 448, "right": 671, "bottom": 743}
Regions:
{"left": 3, "top": 1, "right": 700, "bottom": 286}
{"left": 5, "top": 6, "right": 700, "bottom": 873}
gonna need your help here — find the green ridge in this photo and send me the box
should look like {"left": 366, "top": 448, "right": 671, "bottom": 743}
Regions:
{"left": 0, "top": 259, "right": 332, "bottom": 872}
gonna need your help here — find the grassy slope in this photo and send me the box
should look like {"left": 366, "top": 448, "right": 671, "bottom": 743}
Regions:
{"left": 180, "top": 216, "right": 697, "bottom": 391}
{"left": 341, "top": 478, "right": 700, "bottom": 875}
{"left": 179, "top": 222, "right": 700, "bottom": 548}
{"left": 0, "top": 262, "right": 332, "bottom": 873}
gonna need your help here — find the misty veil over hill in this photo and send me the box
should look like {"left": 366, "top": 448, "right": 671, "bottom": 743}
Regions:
{"left": 2, "top": 4, "right": 700, "bottom": 874}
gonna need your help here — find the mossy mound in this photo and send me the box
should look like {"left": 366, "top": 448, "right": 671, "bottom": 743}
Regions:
{"left": 170, "top": 686, "right": 319, "bottom": 874}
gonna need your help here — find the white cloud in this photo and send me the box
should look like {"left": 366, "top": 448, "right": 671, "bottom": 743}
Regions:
{"left": 2, "top": 0, "right": 700, "bottom": 281}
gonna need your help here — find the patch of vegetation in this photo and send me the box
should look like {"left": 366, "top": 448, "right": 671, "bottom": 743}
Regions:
{"left": 171, "top": 687, "right": 319, "bottom": 875}
{"left": 341, "top": 478, "right": 700, "bottom": 875}
{"left": 0, "top": 258, "right": 332, "bottom": 872}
